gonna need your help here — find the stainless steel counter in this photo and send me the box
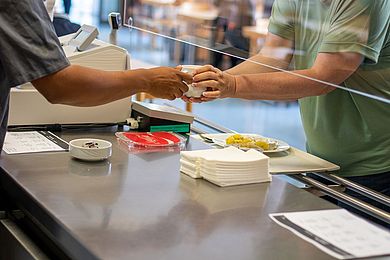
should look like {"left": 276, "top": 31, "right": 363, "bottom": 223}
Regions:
{"left": 0, "top": 131, "right": 371, "bottom": 260}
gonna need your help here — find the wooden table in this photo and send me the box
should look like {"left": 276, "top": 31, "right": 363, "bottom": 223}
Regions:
{"left": 175, "top": 3, "right": 218, "bottom": 64}
{"left": 177, "top": 3, "right": 218, "bottom": 23}
{"left": 140, "top": 0, "right": 176, "bottom": 6}
{"left": 242, "top": 19, "right": 269, "bottom": 55}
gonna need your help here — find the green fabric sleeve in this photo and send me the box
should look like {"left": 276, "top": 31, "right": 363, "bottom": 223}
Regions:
{"left": 319, "top": 0, "right": 390, "bottom": 64}
{"left": 267, "top": 0, "right": 295, "bottom": 41}
{"left": 320, "top": 42, "right": 379, "bottom": 64}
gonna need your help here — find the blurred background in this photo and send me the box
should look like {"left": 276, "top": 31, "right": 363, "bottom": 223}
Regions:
{"left": 51, "top": 0, "right": 306, "bottom": 149}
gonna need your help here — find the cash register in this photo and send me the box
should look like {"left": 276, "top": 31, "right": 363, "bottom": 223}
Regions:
{"left": 8, "top": 25, "right": 131, "bottom": 126}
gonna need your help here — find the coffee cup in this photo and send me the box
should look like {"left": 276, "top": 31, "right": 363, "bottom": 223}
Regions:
{"left": 181, "top": 65, "right": 207, "bottom": 98}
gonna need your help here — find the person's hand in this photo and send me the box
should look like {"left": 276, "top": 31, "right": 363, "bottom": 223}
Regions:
{"left": 186, "top": 65, "right": 236, "bottom": 103}
{"left": 144, "top": 67, "right": 192, "bottom": 100}
{"left": 181, "top": 92, "right": 216, "bottom": 103}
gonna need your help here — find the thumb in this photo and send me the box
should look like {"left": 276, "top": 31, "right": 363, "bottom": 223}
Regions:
{"left": 177, "top": 71, "right": 193, "bottom": 83}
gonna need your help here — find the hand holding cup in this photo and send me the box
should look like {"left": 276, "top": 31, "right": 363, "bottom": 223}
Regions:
{"left": 183, "top": 65, "right": 236, "bottom": 103}
{"left": 180, "top": 65, "right": 207, "bottom": 98}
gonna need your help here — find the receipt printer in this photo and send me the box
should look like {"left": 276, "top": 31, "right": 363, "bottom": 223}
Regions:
{"left": 130, "top": 102, "right": 194, "bottom": 133}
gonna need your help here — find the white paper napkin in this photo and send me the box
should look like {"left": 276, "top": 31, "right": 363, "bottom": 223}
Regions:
{"left": 180, "top": 147, "right": 271, "bottom": 186}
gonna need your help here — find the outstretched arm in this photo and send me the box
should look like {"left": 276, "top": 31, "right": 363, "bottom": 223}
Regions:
{"left": 191, "top": 32, "right": 362, "bottom": 101}
{"left": 193, "top": 51, "right": 362, "bottom": 101}
{"left": 32, "top": 65, "right": 192, "bottom": 106}
{"left": 183, "top": 33, "right": 294, "bottom": 103}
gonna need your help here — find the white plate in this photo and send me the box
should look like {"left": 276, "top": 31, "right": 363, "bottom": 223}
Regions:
{"left": 205, "top": 133, "right": 290, "bottom": 153}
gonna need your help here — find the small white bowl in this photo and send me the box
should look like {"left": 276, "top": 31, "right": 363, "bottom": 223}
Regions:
{"left": 69, "top": 138, "right": 112, "bottom": 161}
{"left": 181, "top": 65, "right": 207, "bottom": 98}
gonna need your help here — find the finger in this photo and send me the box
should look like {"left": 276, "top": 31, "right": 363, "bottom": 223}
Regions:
{"left": 173, "top": 89, "right": 183, "bottom": 99}
{"left": 193, "top": 71, "right": 219, "bottom": 83}
{"left": 202, "top": 90, "right": 221, "bottom": 98}
{"left": 200, "top": 96, "right": 217, "bottom": 102}
{"left": 181, "top": 96, "right": 191, "bottom": 103}
{"left": 171, "top": 86, "right": 184, "bottom": 98}
{"left": 176, "top": 71, "right": 193, "bottom": 83}
{"left": 193, "top": 65, "right": 219, "bottom": 76}
{"left": 179, "top": 81, "right": 189, "bottom": 93}
{"left": 189, "top": 97, "right": 203, "bottom": 103}
{"left": 168, "top": 94, "right": 176, "bottom": 101}
{"left": 175, "top": 65, "right": 182, "bottom": 71}
{"left": 193, "top": 80, "right": 219, "bottom": 89}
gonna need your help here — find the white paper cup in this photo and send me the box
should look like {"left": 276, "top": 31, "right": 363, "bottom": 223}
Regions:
{"left": 181, "top": 65, "right": 207, "bottom": 98}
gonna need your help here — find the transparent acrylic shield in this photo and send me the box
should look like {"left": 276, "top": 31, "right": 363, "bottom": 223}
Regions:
{"left": 118, "top": 0, "right": 389, "bottom": 162}
{"left": 122, "top": 0, "right": 389, "bottom": 102}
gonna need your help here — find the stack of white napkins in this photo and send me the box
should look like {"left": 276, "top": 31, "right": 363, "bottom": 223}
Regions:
{"left": 180, "top": 146, "right": 271, "bottom": 187}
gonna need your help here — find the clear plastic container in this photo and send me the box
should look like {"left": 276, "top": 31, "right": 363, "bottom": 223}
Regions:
{"left": 115, "top": 132, "right": 187, "bottom": 153}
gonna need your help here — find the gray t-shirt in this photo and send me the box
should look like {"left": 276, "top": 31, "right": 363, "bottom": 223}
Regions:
{"left": 0, "top": 0, "right": 70, "bottom": 150}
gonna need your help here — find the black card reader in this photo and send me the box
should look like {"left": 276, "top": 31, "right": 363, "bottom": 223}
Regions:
{"left": 130, "top": 102, "right": 194, "bottom": 133}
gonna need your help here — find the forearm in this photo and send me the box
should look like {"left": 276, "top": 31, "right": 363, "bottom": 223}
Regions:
{"left": 232, "top": 69, "right": 337, "bottom": 100}
{"left": 226, "top": 53, "right": 290, "bottom": 75}
{"left": 229, "top": 52, "right": 363, "bottom": 100}
{"left": 195, "top": 47, "right": 361, "bottom": 102}
{"left": 32, "top": 65, "right": 149, "bottom": 106}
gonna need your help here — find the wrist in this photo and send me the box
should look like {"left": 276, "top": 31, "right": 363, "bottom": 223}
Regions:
{"left": 225, "top": 72, "right": 237, "bottom": 98}
{"left": 129, "top": 69, "right": 151, "bottom": 93}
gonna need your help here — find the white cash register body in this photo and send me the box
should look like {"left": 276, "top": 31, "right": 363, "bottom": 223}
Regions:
{"left": 9, "top": 32, "right": 131, "bottom": 125}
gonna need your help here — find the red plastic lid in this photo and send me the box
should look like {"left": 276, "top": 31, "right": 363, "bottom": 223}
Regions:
{"left": 116, "top": 132, "right": 183, "bottom": 147}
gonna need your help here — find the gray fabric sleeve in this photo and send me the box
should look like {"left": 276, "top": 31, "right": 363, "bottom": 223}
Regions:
{"left": 0, "top": 0, "right": 70, "bottom": 89}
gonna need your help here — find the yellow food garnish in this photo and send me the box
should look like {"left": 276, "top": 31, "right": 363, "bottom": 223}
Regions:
{"left": 233, "top": 134, "right": 244, "bottom": 140}
{"left": 255, "top": 140, "right": 269, "bottom": 150}
{"left": 241, "top": 137, "right": 252, "bottom": 143}
{"left": 225, "top": 134, "right": 277, "bottom": 150}
{"left": 226, "top": 136, "right": 235, "bottom": 145}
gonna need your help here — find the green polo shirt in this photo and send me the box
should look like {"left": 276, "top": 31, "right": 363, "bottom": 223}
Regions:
{"left": 268, "top": 0, "right": 390, "bottom": 177}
